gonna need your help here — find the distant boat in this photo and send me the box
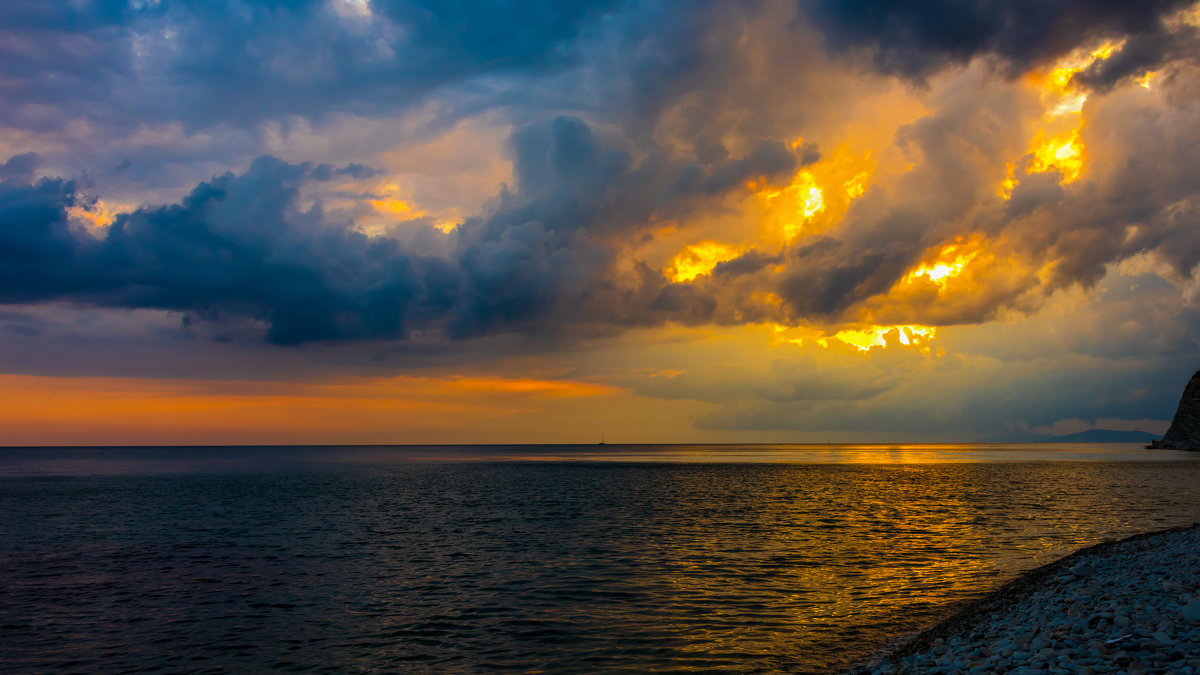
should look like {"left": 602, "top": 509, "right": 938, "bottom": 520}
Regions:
{"left": 598, "top": 435, "right": 606, "bottom": 446}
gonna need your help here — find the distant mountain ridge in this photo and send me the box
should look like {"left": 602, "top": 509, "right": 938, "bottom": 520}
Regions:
{"left": 982, "top": 428, "right": 1159, "bottom": 443}
{"left": 1045, "top": 429, "right": 1159, "bottom": 443}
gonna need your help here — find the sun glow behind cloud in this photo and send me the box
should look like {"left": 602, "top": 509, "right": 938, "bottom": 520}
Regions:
{"left": 67, "top": 199, "right": 133, "bottom": 231}
{"left": 772, "top": 322, "right": 938, "bottom": 354}
{"left": 757, "top": 146, "right": 876, "bottom": 244}
{"left": 667, "top": 241, "right": 742, "bottom": 283}
{"left": 646, "top": 34, "right": 1156, "bottom": 356}
{"left": 833, "top": 325, "right": 936, "bottom": 352}
{"left": 905, "top": 237, "right": 982, "bottom": 290}
{"left": 1005, "top": 40, "right": 1130, "bottom": 190}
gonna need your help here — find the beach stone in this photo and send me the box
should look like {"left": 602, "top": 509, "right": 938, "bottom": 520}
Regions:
{"left": 1183, "top": 599, "right": 1200, "bottom": 622}
{"left": 854, "top": 526, "right": 1200, "bottom": 675}
{"left": 1070, "top": 564, "right": 1096, "bottom": 577}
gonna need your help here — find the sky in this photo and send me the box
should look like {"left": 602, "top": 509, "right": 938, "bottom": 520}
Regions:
{"left": 2, "top": 0, "right": 1200, "bottom": 445}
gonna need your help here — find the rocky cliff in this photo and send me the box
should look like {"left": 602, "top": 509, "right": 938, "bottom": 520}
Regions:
{"left": 1148, "top": 370, "right": 1200, "bottom": 450}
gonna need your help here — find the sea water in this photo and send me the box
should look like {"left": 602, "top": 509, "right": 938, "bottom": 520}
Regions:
{"left": 2, "top": 444, "right": 1199, "bottom": 673}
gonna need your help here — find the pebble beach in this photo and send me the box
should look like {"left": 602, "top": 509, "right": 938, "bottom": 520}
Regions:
{"left": 853, "top": 524, "right": 1200, "bottom": 674}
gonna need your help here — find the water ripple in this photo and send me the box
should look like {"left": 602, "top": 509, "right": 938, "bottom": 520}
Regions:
{"left": 1, "top": 451, "right": 1199, "bottom": 672}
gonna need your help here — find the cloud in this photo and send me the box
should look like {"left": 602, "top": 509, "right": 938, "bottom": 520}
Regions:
{"left": 1075, "top": 21, "right": 1200, "bottom": 90}
{"left": 310, "top": 162, "right": 385, "bottom": 182}
{"left": 5, "top": 45, "right": 1200, "bottom": 348}
{"left": 807, "top": 0, "right": 1196, "bottom": 80}
{"left": 0, "top": 0, "right": 623, "bottom": 136}
{"left": 0, "top": 155, "right": 444, "bottom": 344}
{"left": 683, "top": 336, "right": 1190, "bottom": 439}
{"left": 0, "top": 152, "right": 39, "bottom": 181}
{"left": 0, "top": 173, "right": 82, "bottom": 300}
{"left": 0, "top": 112, "right": 809, "bottom": 344}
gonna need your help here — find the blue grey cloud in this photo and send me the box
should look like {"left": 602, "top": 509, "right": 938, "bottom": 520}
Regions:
{"left": 0, "top": 0, "right": 621, "bottom": 134}
{"left": 0, "top": 155, "right": 454, "bottom": 344}
{"left": 0, "top": 114, "right": 804, "bottom": 344}
{"left": 0, "top": 153, "right": 41, "bottom": 182}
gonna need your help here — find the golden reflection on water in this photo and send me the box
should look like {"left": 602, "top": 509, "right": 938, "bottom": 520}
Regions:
{"left": 370, "top": 443, "right": 1199, "bottom": 464}
{"left": 620, "top": 462, "right": 1004, "bottom": 668}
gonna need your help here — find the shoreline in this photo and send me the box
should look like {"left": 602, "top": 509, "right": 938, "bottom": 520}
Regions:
{"left": 848, "top": 523, "right": 1200, "bottom": 674}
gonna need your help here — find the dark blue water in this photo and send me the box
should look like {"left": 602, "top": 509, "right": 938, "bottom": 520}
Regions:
{"left": 2, "top": 445, "right": 1199, "bottom": 673}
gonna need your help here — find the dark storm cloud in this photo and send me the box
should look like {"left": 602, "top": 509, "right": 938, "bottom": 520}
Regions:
{"left": 368, "top": 0, "right": 621, "bottom": 69}
{"left": 777, "top": 235, "right": 913, "bottom": 317}
{"left": 807, "top": 0, "right": 1196, "bottom": 80}
{"left": 698, "top": 140, "right": 807, "bottom": 195}
{"left": 1075, "top": 22, "right": 1200, "bottom": 90}
{"left": 0, "top": 155, "right": 456, "bottom": 344}
{"left": 0, "top": 175, "right": 82, "bottom": 300}
{"left": 437, "top": 115, "right": 799, "bottom": 338}
{"left": 712, "top": 250, "right": 783, "bottom": 278}
{"left": 309, "top": 163, "right": 385, "bottom": 182}
{"left": 0, "top": 115, "right": 803, "bottom": 344}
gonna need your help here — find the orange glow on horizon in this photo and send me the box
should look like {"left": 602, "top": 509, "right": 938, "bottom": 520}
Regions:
{"left": 0, "top": 373, "right": 624, "bottom": 445}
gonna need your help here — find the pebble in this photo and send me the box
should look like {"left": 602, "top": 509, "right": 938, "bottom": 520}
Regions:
{"left": 849, "top": 525, "right": 1200, "bottom": 674}
{"left": 1183, "top": 599, "right": 1200, "bottom": 623}
{"left": 1070, "top": 564, "right": 1096, "bottom": 578}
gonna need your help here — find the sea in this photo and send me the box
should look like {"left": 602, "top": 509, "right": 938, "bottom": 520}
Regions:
{"left": 2, "top": 444, "right": 1199, "bottom": 673}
